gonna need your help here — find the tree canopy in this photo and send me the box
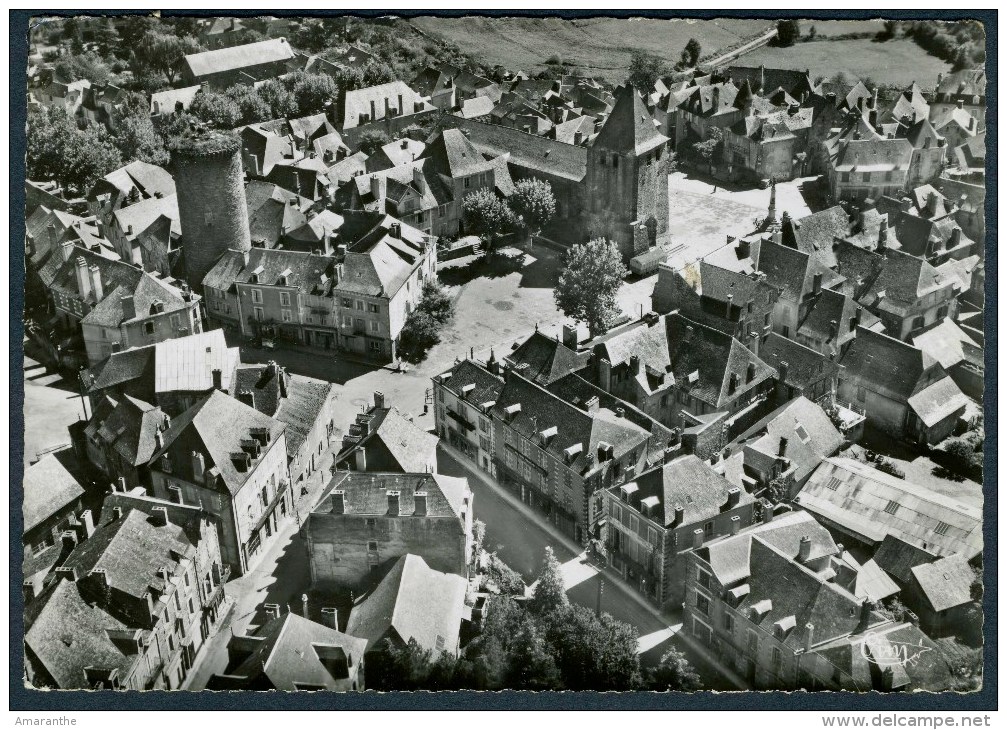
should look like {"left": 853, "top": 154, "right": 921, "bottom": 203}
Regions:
{"left": 510, "top": 178, "right": 556, "bottom": 236}
{"left": 529, "top": 546, "right": 569, "bottom": 616}
{"left": 647, "top": 646, "right": 702, "bottom": 691}
{"left": 627, "top": 50, "right": 667, "bottom": 91}
{"left": 554, "top": 238, "right": 628, "bottom": 337}
{"left": 462, "top": 189, "right": 516, "bottom": 246}
{"left": 681, "top": 38, "right": 702, "bottom": 68}
{"left": 776, "top": 19, "right": 801, "bottom": 47}
{"left": 26, "top": 107, "right": 122, "bottom": 195}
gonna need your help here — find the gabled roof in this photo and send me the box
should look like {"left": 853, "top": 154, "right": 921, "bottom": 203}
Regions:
{"left": 438, "top": 358, "right": 505, "bottom": 408}
{"left": 88, "top": 346, "right": 156, "bottom": 395}
{"left": 346, "top": 554, "right": 467, "bottom": 654}
{"left": 761, "top": 333, "right": 842, "bottom": 391}
{"left": 795, "top": 457, "right": 982, "bottom": 560}
{"left": 99, "top": 161, "right": 176, "bottom": 200}
{"left": 505, "top": 330, "right": 590, "bottom": 385}
{"left": 339, "top": 81, "right": 433, "bottom": 129}
{"left": 183, "top": 38, "right": 295, "bottom": 79}
{"left": 911, "top": 318, "right": 980, "bottom": 371}
{"left": 81, "top": 273, "right": 193, "bottom": 329}
{"left": 153, "top": 329, "right": 239, "bottom": 395}
{"left": 202, "top": 247, "right": 336, "bottom": 297}
{"left": 910, "top": 555, "right": 974, "bottom": 613}
{"left": 61, "top": 508, "right": 194, "bottom": 600}
{"left": 421, "top": 128, "right": 493, "bottom": 179}
{"left": 838, "top": 326, "right": 945, "bottom": 402}
{"left": 212, "top": 613, "right": 367, "bottom": 691}
{"left": 614, "top": 454, "right": 755, "bottom": 529}
{"left": 591, "top": 84, "right": 667, "bottom": 156}
{"left": 150, "top": 390, "right": 286, "bottom": 495}
{"left": 319, "top": 471, "right": 470, "bottom": 522}
{"left": 84, "top": 395, "right": 164, "bottom": 468}
{"left": 779, "top": 206, "right": 850, "bottom": 269}
{"left": 873, "top": 534, "right": 938, "bottom": 584}
{"left": 760, "top": 238, "right": 841, "bottom": 303}
{"left": 740, "top": 396, "right": 844, "bottom": 485}
{"left": 337, "top": 215, "right": 429, "bottom": 298}
{"left": 23, "top": 449, "right": 84, "bottom": 535}
{"left": 273, "top": 373, "right": 336, "bottom": 458}
{"left": 906, "top": 376, "right": 970, "bottom": 428}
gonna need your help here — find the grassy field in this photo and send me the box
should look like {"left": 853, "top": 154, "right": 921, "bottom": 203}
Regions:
{"left": 737, "top": 37, "right": 950, "bottom": 87}
{"left": 409, "top": 15, "right": 769, "bottom": 82}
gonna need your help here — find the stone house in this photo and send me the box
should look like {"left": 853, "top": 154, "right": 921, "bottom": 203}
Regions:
{"left": 179, "top": 38, "right": 297, "bottom": 90}
{"left": 335, "top": 391, "right": 438, "bottom": 474}
{"left": 307, "top": 470, "right": 474, "bottom": 591}
{"left": 601, "top": 454, "right": 757, "bottom": 607}
{"left": 22, "top": 450, "right": 86, "bottom": 596}
{"left": 433, "top": 357, "right": 506, "bottom": 476}
{"left": 147, "top": 390, "right": 290, "bottom": 577}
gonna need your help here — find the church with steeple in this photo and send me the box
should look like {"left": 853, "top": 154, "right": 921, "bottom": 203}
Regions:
{"left": 584, "top": 83, "right": 673, "bottom": 262}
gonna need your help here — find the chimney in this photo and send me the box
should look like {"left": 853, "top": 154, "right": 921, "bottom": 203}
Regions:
{"left": 798, "top": 535, "right": 812, "bottom": 562}
{"left": 369, "top": 98, "right": 376, "bottom": 120}
{"left": 56, "top": 565, "right": 79, "bottom": 582}
{"left": 727, "top": 487, "right": 741, "bottom": 508}
{"left": 712, "top": 86, "right": 720, "bottom": 109}
{"left": 778, "top": 436, "right": 788, "bottom": 457}
{"left": 249, "top": 153, "right": 261, "bottom": 177}
{"left": 950, "top": 228, "right": 962, "bottom": 248}
{"left": 725, "top": 292, "right": 734, "bottom": 319}
{"left": 674, "top": 505, "right": 685, "bottom": 526}
{"left": 373, "top": 391, "right": 385, "bottom": 410}
{"left": 388, "top": 222, "right": 401, "bottom": 239}
{"left": 302, "top": 593, "right": 309, "bottom": 619}
{"left": 692, "top": 528, "right": 704, "bottom": 549}
{"left": 112, "top": 506, "right": 123, "bottom": 520}
{"left": 264, "top": 603, "right": 281, "bottom": 620}
{"left": 777, "top": 360, "right": 789, "bottom": 384}
{"left": 78, "top": 509, "right": 95, "bottom": 540}
{"left": 412, "top": 166, "right": 426, "bottom": 194}
{"left": 598, "top": 358, "right": 612, "bottom": 391}
{"left": 414, "top": 491, "right": 428, "bottom": 516}
{"left": 763, "top": 503, "right": 774, "bottom": 523}
{"left": 956, "top": 99, "right": 964, "bottom": 110}
{"left": 737, "top": 238, "right": 751, "bottom": 259}
{"left": 237, "top": 390, "right": 255, "bottom": 409}
{"left": 118, "top": 294, "right": 136, "bottom": 321}
{"left": 212, "top": 369, "right": 222, "bottom": 391}
{"left": 968, "top": 116, "right": 975, "bottom": 131}
{"left": 746, "top": 361, "right": 756, "bottom": 383}
{"left": 75, "top": 256, "right": 91, "bottom": 299}
{"left": 877, "top": 218, "right": 888, "bottom": 251}
{"left": 150, "top": 507, "right": 169, "bottom": 527}
{"left": 61, "top": 240, "right": 75, "bottom": 263}
{"left": 89, "top": 264, "right": 104, "bottom": 302}
{"left": 331, "top": 490, "right": 346, "bottom": 514}
{"left": 387, "top": 490, "right": 400, "bottom": 516}
{"left": 61, "top": 530, "right": 78, "bottom": 553}
{"left": 354, "top": 446, "right": 367, "bottom": 471}
{"left": 192, "top": 451, "right": 205, "bottom": 483}
{"left": 116, "top": 476, "right": 127, "bottom": 492}
{"left": 804, "top": 623, "right": 815, "bottom": 652}
{"left": 630, "top": 354, "right": 642, "bottom": 375}
{"left": 868, "top": 109, "right": 878, "bottom": 129}
{"left": 561, "top": 323, "right": 578, "bottom": 349}
{"left": 321, "top": 607, "right": 339, "bottom": 630}
{"left": 23, "top": 581, "right": 36, "bottom": 603}
{"left": 729, "top": 515, "right": 741, "bottom": 535}
{"left": 370, "top": 174, "right": 386, "bottom": 201}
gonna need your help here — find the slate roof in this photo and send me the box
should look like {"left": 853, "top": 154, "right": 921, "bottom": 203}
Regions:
{"left": 613, "top": 454, "right": 755, "bottom": 529}
{"left": 796, "top": 289, "right": 878, "bottom": 351}
{"left": 795, "top": 457, "right": 982, "bottom": 559}
{"left": 838, "top": 326, "right": 945, "bottom": 402}
{"left": 760, "top": 239, "right": 842, "bottom": 303}
{"left": 505, "top": 330, "right": 590, "bottom": 385}
{"left": 490, "top": 371, "right": 667, "bottom": 476}
{"left": 740, "top": 396, "right": 844, "bottom": 485}
{"left": 87, "top": 345, "right": 156, "bottom": 395}
{"left": 337, "top": 215, "right": 429, "bottom": 298}
{"left": 245, "top": 180, "right": 315, "bottom": 249}
{"left": 936, "top": 68, "right": 985, "bottom": 99}
{"left": 203, "top": 247, "right": 337, "bottom": 297}
{"left": 698, "top": 511, "right": 838, "bottom": 586}
{"left": 681, "top": 82, "right": 740, "bottom": 118}
{"left": 150, "top": 390, "right": 286, "bottom": 495}
{"left": 779, "top": 206, "right": 850, "bottom": 269}
{"left": 23, "top": 450, "right": 84, "bottom": 535}
{"left": 873, "top": 534, "right": 938, "bottom": 584}
{"left": 24, "top": 579, "right": 138, "bottom": 689}
{"left": 438, "top": 358, "right": 505, "bottom": 408}
{"left": 46, "top": 245, "right": 144, "bottom": 306}
{"left": 212, "top": 613, "right": 367, "bottom": 691}
{"left": 850, "top": 558, "right": 900, "bottom": 603}
{"left": 421, "top": 128, "right": 494, "bottom": 179}
{"left": 664, "top": 314, "right": 776, "bottom": 409}
{"left": 911, "top": 555, "right": 974, "bottom": 613}
{"left": 592, "top": 84, "right": 667, "bottom": 156}
{"left": 183, "top": 38, "right": 295, "bottom": 79}
{"left": 726, "top": 66, "right": 820, "bottom": 99}
{"left": 84, "top": 395, "right": 165, "bottom": 468}
{"left": 458, "top": 95, "right": 496, "bottom": 119}
{"left": 153, "top": 329, "right": 240, "bottom": 394}
{"left": 368, "top": 408, "right": 439, "bottom": 473}
{"left": 906, "top": 376, "right": 970, "bottom": 428}
{"left": 935, "top": 255, "right": 981, "bottom": 297}
{"left": 99, "top": 161, "right": 176, "bottom": 200}
{"left": 81, "top": 273, "right": 193, "bottom": 329}
{"left": 440, "top": 117, "right": 587, "bottom": 182}
{"left": 340, "top": 81, "right": 433, "bottom": 129}
{"left": 319, "top": 471, "right": 470, "bottom": 522}
{"left": 346, "top": 554, "right": 467, "bottom": 654}
{"left": 761, "top": 333, "right": 842, "bottom": 391}
{"left": 60, "top": 508, "right": 194, "bottom": 601}
{"left": 367, "top": 138, "right": 426, "bottom": 173}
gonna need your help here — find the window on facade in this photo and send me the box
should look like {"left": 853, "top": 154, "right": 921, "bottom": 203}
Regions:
{"left": 747, "top": 630, "right": 758, "bottom": 655}
{"left": 841, "top": 172, "right": 850, "bottom": 183}
{"left": 612, "top": 155, "right": 619, "bottom": 169}
{"left": 143, "top": 321, "right": 155, "bottom": 335}
{"left": 213, "top": 300, "right": 220, "bottom": 311}
{"left": 279, "top": 292, "right": 290, "bottom": 306}
{"left": 368, "top": 341, "right": 381, "bottom": 352}
{"left": 282, "top": 310, "right": 292, "bottom": 322}
{"left": 464, "top": 177, "right": 471, "bottom": 189}
{"left": 698, "top": 567, "right": 712, "bottom": 591}
{"left": 254, "top": 307, "right": 264, "bottom": 321}
{"left": 367, "top": 541, "right": 378, "bottom": 552}
{"left": 251, "top": 289, "right": 262, "bottom": 304}
{"left": 480, "top": 436, "right": 491, "bottom": 451}
{"left": 342, "top": 315, "right": 352, "bottom": 327}
{"left": 885, "top": 171, "right": 893, "bottom": 182}
{"left": 368, "top": 303, "right": 380, "bottom": 313}
{"left": 648, "top": 526, "right": 659, "bottom": 547}
{"left": 856, "top": 386, "right": 867, "bottom": 401}
{"left": 355, "top": 300, "right": 364, "bottom": 311}
{"left": 629, "top": 514, "right": 639, "bottom": 534}
{"left": 341, "top": 297, "right": 353, "bottom": 308}
{"left": 365, "top": 518, "right": 376, "bottom": 528}
{"left": 724, "top": 612, "right": 734, "bottom": 633}
{"left": 369, "top": 321, "right": 380, "bottom": 333}
{"left": 772, "top": 647, "right": 783, "bottom": 670}
{"left": 168, "top": 485, "right": 182, "bottom": 504}
{"left": 696, "top": 593, "right": 710, "bottom": 616}
{"left": 703, "top": 521, "right": 714, "bottom": 539}
{"left": 862, "top": 172, "right": 872, "bottom": 183}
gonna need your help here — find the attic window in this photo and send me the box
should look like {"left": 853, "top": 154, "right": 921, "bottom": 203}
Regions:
{"left": 883, "top": 500, "right": 899, "bottom": 515}
{"left": 794, "top": 423, "right": 811, "bottom": 444}
{"left": 934, "top": 521, "right": 951, "bottom": 536}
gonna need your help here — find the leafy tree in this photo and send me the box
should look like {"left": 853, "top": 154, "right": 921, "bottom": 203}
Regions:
{"left": 554, "top": 238, "right": 628, "bottom": 337}
{"left": 371, "top": 637, "right": 436, "bottom": 690}
{"left": 54, "top": 51, "right": 112, "bottom": 86}
{"left": 681, "top": 38, "right": 702, "bottom": 68}
{"left": 116, "top": 115, "right": 170, "bottom": 166}
{"left": 462, "top": 189, "right": 515, "bottom": 248}
{"left": 356, "top": 128, "right": 392, "bottom": 156}
{"left": 873, "top": 457, "right": 906, "bottom": 479}
{"left": 529, "top": 546, "right": 568, "bottom": 617}
{"left": 417, "top": 280, "right": 454, "bottom": 325}
{"left": 544, "top": 604, "right": 644, "bottom": 690}
{"left": 92, "top": 21, "right": 121, "bottom": 54}
{"left": 691, "top": 126, "right": 724, "bottom": 166}
{"left": 361, "top": 60, "right": 398, "bottom": 88}
{"left": 465, "top": 596, "right": 561, "bottom": 690}
{"left": 62, "top": 123, "right": 123, "bottom": 195}
{"left": 116, "top": 16, "right": 158, "bottom": 50}
{"left": 777, "top": 19, "right": 801, "bottom": 47}
{"left": 26, "top": 107, "right": 122, "bottom": 195}
{"left": 507, "top": 620, "right": 563, "bottom": 690}
{"left": 226, "top": 85, "right": 272, "bottom": 126}
{"left": 397, "top": 280, "right": 456, "bottom": 363}
{"left": 137, "top": 31, "right": 203, "bottom": 85}
{"left": 485, "top": 553, "right": 526, "bottom": 596}
{"left": 510, "top": 178, "right": 556, "bottom": 238}
{"left": 627, "top": 50, "right": 667, "bottom": 91}
{"left": 294, "top": 19, "right": 331, "bottom": 53}
{"left": 189, "top": 92, "right": 242, "bottom": 129}
{"left": 164, "top": 16, "right": 201, "bottom": 39}
{"left": 647, "top": 646, "right": 702, "bottom": 691}
{"left": 255, "top": 79, "right": 299, "bottom": 119}
{"left": 26, "top": 107, "right": 76, "bottom": 184}
{"left": 289, "top": 71, "right": 339, "bottom": 116}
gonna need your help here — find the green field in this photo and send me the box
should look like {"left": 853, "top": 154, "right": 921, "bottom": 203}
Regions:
{"left": 737, "top": 37, "right": 951, "bottom": 87}
{"left": 409, "top": 15, "right": 770, "bottom": 82}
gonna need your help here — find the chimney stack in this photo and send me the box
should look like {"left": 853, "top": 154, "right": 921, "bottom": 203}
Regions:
{"left": 798, "top": 534, "right": 812, "bottom": 562}
{"left": 151, "top": 506, "right": 169, "bottom": 527}
{"left": 674, "top": 505, "right": 685, "bottom": 526}
{"left": 561, "top": 323, "right": 578, "bottom": 349}
{"left": 414, "top": 491, "right": 428, "bottom": 516}
{"left": 804, "top": 623, "right": 815, "bottom": 652}
{"left": 302, "top": 593, "right": 309, "bottom": 619}
{"left": 121, "top": 295, "right": 136, "bottom": 321}
{"left": 779, "top": 436, "right": 788, "bottom": 457}
{"left": 192, "top": 451, "right": 205, "bottom": 483}
{"left": 321, "top": 607, "right": 339, "bottom": 630}
{"left": 373, "top": 391, "right": 385, "bottom": 410}
{"left": 75, "top": 256, "right": 91, "bottom": 299}
{"left": 387, "top": 490, "right": 400, "bottom": 516}
{"left": 729, "top": 515, "right": 741, "bottom": 535}
{"left": 692, "top": 528, "right": 704, "bottom": 549}
{"left": 89, "top": 264, "right": 104, "bottom": 302}
{"left": 78, "top": 509, "right": 95, "bottom": 540}
{"left": 727, "top": 487, "right": 741, "bottom": 508}
{"left": 878, "top": 218, "right": 888, "bottom": 251}
{"left": 212, "top": 369, "right": 222, "bottom": 391}
{"left": 331, "top": 490, "right": 345, "bottom": 514}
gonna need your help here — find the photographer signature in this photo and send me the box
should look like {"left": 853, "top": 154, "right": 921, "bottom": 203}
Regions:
{"left": 860, "top": 633, "right": 933, "bottom": 668}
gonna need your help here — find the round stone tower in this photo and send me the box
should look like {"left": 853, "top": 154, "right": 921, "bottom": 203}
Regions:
{"left": 171, "top": 130, "right": 251, "bottom": 290}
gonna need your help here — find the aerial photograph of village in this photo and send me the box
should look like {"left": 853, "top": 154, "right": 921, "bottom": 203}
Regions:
{"left": 19, "top": 13, "right": 987, "bottom": 696}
